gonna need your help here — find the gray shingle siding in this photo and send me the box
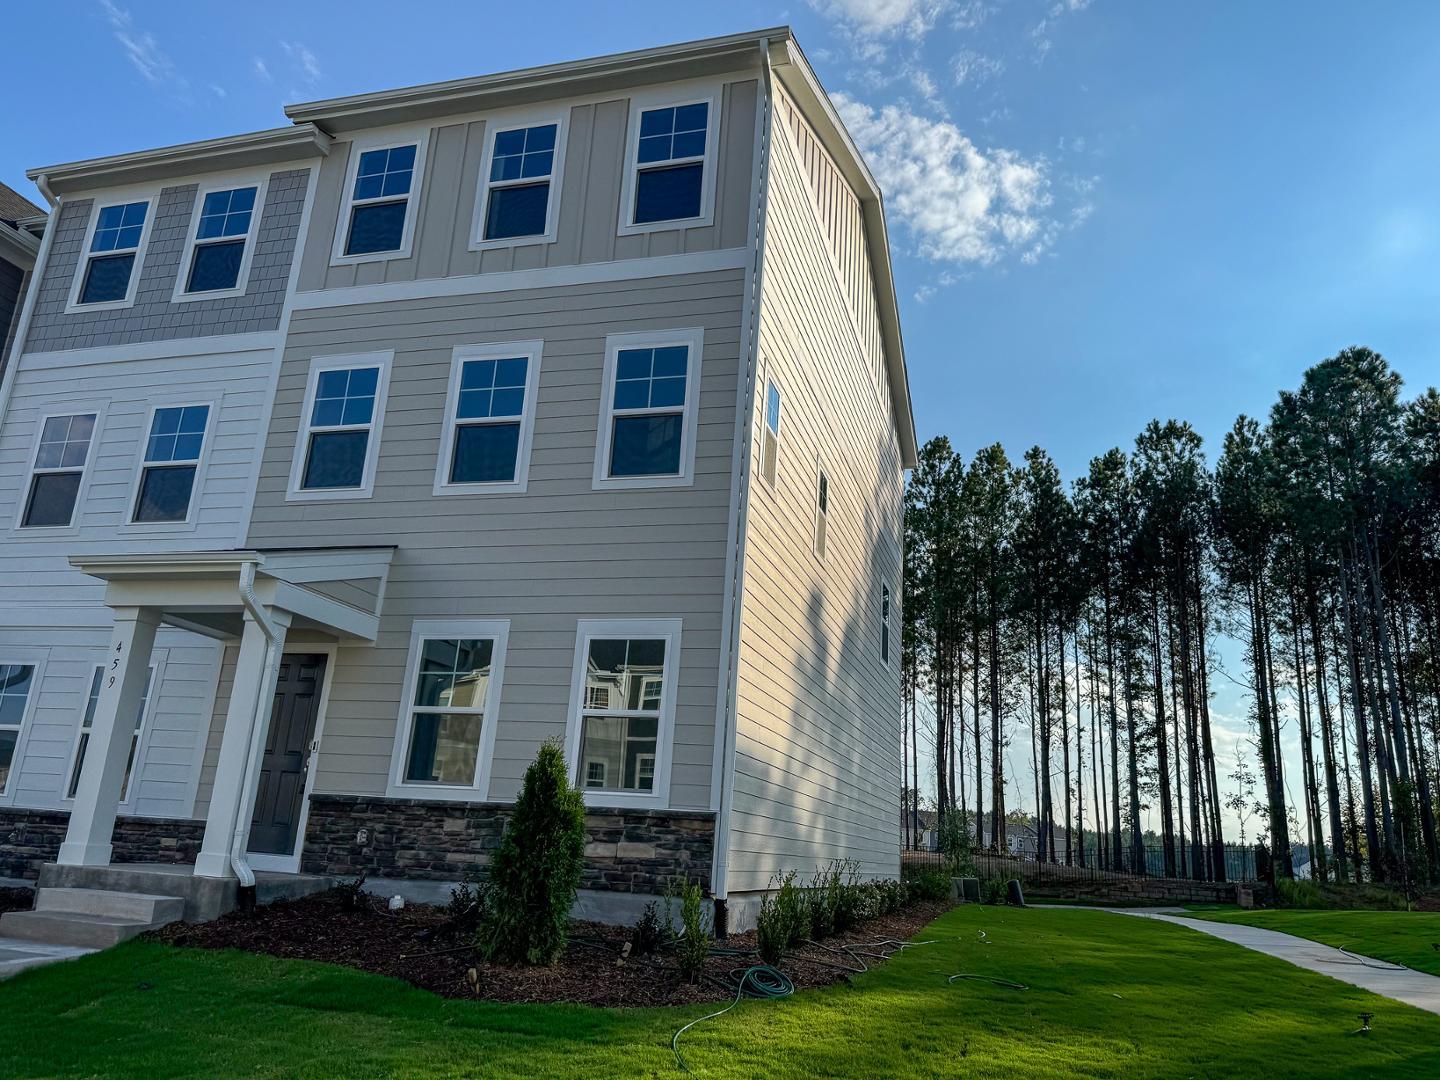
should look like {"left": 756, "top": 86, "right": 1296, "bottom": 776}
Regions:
{"left": 24, "top": 168, "right": 309, "bottom": 353}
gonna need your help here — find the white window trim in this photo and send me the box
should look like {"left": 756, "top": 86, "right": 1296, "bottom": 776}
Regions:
{"left": 592, "top": 327, "right": 704, "bottom": 491}
{"left": 881, "top": 583, "right": 893, "bottom": 669}
{"left": 814, "top": 462, "right": 830, "bottom": 562}
{"left": 170, "top": 174, "right": 270, "bottom": 303}
{"left": 0, "top": 653, "right": 44, "bottom": 805}
{"left": 563, "top": 618, "right": 682, "bottom": 809}
{"left": 286, "top": 351, "right": 394, "bottom": 502}
{"left": 123, "top": 397, "right": 218, "bottom": 531}
{"left": 12, "top": 405, "right": 107, "bottom": 533}
{"left": 433, "top": 340, "right": 544, "bottom": 496}
{"left": 62, "top": 656, "right": 161, "bottom": 809}
{"left": 64, "top": 192, "right": 158, "bottom": 314}
{"left": 616, "top": 85, "right": 722, "bottom": 236}
{"left": 330, "top": 129, "right": 430, "bottom": 266}
{"left": 468, "top": 107, "right": 569, "bottom": 251}
{"left": 385, "top": 619, "right": 510, "bottom": 801}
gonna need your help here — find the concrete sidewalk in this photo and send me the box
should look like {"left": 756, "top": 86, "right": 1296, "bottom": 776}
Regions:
{"left": 1105, "top": 907, "right": 1440, "bottom": 1017}
{"left": 0, "top": 937, "right": 94, "bottom": 980}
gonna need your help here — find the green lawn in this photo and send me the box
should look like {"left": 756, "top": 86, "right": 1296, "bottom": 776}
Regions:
{"left": 1186, "top": 907, "right": 1440, "bottom": 976}
{"left": 2, "top": 906, "right": 1437, "bottom": 1079}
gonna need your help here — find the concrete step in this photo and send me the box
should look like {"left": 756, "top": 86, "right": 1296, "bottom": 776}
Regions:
{"left": 0, "top": 909, "right": 155, "bottom": 949}
{"left": 34, "top": 887, "right": 184, "bottom": 925}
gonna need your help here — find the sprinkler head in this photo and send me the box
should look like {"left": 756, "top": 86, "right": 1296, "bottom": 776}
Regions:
{"left": 1357, "top": 1012, "right": 1373, "bottom": 1033}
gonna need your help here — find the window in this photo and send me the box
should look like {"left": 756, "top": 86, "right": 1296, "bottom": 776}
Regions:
{"left": 625, "top": 99, "right": 714, "bottom": 228}
{"left": 814, "top": 468, "right": 829, "bottom": 560}
{"left": 594, "top": 328, "right": 703, "bottom": 489}
{"left": 336, "top": 137, "right": 426, "bottom": 260}
{"left": 390, "top": 620, "right": 508, "bottom": 797}
{"left": 761, "top": 379, "right": 781, "bottom": 487}
{"left": 882, "top": 584, "right": 892, "bottom": 666}
{"left": 21, "top": 413, "right": 97, "bottom": 528}
{"left": 0, "top": 664, "right": 35, "bottom": 796}
{"left": 72, "top": 199, "right": 151, "bottom": 307}
{"left": 132, "top": 405, "right": 210, "bottom": 523}
{"left": 289, "top": 353, "right": 392, "bottom": 499}
{"left": 435, "top": 342, "right": 542, "bottom": 495}
{"left": 177, "top": 183, "right": 262, "bottom": 297}
{"left": 66, "top": 665, "right": 153, "bottom": 801}
{"left": 566, "top": 619, "right": 680, "bottom": 805}
{"left": 476, "top": 120, "right": 563, "bottom": 244}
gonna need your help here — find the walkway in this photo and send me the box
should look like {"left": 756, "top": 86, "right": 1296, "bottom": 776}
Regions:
{"left": 1107, "top": 907, "right": 1440, "bottom": 1017}
{"left": 0, "top": 937, "right": 93, "bottom": 980}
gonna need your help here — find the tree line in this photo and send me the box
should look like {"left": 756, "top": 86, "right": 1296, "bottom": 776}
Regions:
{"left": 902, "top": 347, "right": 1440, "bottom": 887}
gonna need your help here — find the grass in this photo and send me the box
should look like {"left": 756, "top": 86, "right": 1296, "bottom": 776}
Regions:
{"left": 1186, "top": 907, "right": 1440, "bottom": 976}
{"left": 1, "top": 906, "right": 1437, "bottom": 1078}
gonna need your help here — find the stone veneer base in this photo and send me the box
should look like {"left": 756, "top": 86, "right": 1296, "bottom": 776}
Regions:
{"left": 0, "top": 808, "right": 204, "bottom": 881}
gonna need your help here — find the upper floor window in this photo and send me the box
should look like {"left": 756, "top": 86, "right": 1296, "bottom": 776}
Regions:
{"left": 72, "top": 199, "right": 151, "bottom": 308}
{"left": 882, "top": 584, "right": 892, "bottom": 666}
{"left": 568, "top": 621, "right": 681, "bottom": 803}
{"left": 621, "top": 94, "right": 717, "bottom": 232}
{"left": 337, "top": 139, "right": 424, "bottom": 260}
{"left": 67, "top": 664, "right": 153, "bottom": 801}
{"left": 133, "top": 405, "right": 210, "bottom": 523}
{"left": 594, "top": 328, "right": 703, "bottom": 489}
{"left": 178, "top": 185, "right": 261, "bottom": 297}
{"left": 814, "top": 467, "right": 829, "bottom": 560}
{"left": 0, "top": 663, "right": 36, "bottom": 796}
{"left": 288, "top": 352, "right": 392, "bottom": 500}
{"left": 761, "top": 379, "right": 782, "bottom": 487}
{"left": 389, "top": 620, "right": 509, "bottom": 798}
{"left": 435, "top": 341, "right": 542, "bottom": 495}
{"left": 20, "top": 413, "right": 97, "bottom": 528}
{"left": 477, "top": 121, "right": 562, "bottom": 244}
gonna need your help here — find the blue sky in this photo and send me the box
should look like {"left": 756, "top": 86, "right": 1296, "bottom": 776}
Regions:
{"left": 6, "top": 1, "right": 1440, "bottom": 834}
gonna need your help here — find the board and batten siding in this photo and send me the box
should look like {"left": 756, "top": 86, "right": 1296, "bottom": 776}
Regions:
{"left": 244, "top": 269, "right": 747, "bottom": 809}
{"left": 723, "top": 95, "right": 905, "bottom": 892}
{"left": 297, "top": 80, "right": 757, "bottom": 292}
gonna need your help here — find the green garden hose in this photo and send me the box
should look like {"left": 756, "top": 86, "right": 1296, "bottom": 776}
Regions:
{"left": 672, "top": 964, "right": 794, "bottom": 1072}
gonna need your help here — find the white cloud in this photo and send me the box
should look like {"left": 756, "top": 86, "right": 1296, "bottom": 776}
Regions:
{"left": 807, "top": 0, "right": 953, "bottom": 41}
{"left": 281, "top": 40, "right": 323, "bottom": 85}
{"left": 98, "top": 0, "right": 184, "bottom": 91}
{"left": 252, "top": 57, "right": 272, "bottom": 83}
{"left": 952, "top": 48, "right": 1004, "bottom": 87}
{"left": 832, "top": 92, "right": 1059, "bottom": 265}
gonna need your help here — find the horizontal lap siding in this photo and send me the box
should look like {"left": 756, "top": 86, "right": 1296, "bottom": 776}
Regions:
{"left": 299, "top": 81, "right": 757, "bottom": 293}
{"left": 723, "top": 98, "right": 904, "bottom": 893}
{"left": 246, "top": 269, "right": 745, "bottom": 809}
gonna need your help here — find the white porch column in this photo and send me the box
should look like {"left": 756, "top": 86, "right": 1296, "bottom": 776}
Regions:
{"left": 194, "top": 607, "right": 291, "bottom": 879}
{"left": 57, "top": 606, "right": 161, "bottom": 867}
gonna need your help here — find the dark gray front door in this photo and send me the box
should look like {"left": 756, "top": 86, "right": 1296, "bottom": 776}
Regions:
{"left": 248, "top": 654, "right": 326, "bottom": 857}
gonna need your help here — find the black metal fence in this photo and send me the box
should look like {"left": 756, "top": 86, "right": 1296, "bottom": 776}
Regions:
{"left": 902, "top": 840, "right": 1264, "bottom": 885}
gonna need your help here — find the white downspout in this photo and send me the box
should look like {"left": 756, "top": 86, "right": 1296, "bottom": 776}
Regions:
{"left": 230, "top": 561, "right": 283, "bottom": 887}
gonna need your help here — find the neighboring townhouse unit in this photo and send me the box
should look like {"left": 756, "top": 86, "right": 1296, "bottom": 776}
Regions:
{"left": 0, "top": 28, "right": 915, "bottom": 934}
{"left": 0, "top": 182, "right": 46, "bottom": 375}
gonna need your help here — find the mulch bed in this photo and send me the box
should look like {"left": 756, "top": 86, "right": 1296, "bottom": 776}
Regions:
{"left": 147, "top": 890, "right": 952, "bottom": 1007}
{"left": 0, "top": 886, "right": 36, "bottom": 916}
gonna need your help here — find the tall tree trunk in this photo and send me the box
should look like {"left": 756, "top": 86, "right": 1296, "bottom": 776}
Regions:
{"left": 1340, "top": 549, "right": 1383, "bottom": 878}
{"left": 1152, "top": 592, "right": 1177, "bottom": 876}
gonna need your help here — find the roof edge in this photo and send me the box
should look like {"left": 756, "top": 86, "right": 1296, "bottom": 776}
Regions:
{"left": 29, "top": 124, "right": 332, "bottom": 198}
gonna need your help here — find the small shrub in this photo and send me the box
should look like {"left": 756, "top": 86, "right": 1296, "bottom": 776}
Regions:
{"left": 807, "top": 864, "right": 842, "bottom": 939}
{"left": 902, "top": 864, "right": 951, "bottom": 903}
{"left": 936, "top": 811, "right": 975, "bottom": 877}
{"left": 852, "top": 880, "right": 882, "bottom": 922}
{"left": 980, "top": 876, "right": 1008, "bottom": 905}
{"left": 757, "top": 870, "right": 809, "bottom": 963}
{"left": 1274, "top": 877, "right": 1331, "bottom": 909}
{"left": 329, "top": 873, "right": 368, "bottom": 912}
{"left": 670, "top": 880, "right": 711, "bottom": 981}
{"left": 444, "top": 872, "right": 489, "bottom": 933}
{"left": 875, "top": 878, "right": 908, "bottom": 915}
{"left": 630, "top": 901, "right": 665, "bottom": 956}
{"left": 477, "top": 740, "right": 587, "bottom": 966}
{"left": 831, "top": 859, "right": 865, "bottom": 931}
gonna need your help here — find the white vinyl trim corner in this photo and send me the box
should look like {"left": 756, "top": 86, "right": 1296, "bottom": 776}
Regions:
{"left": 591, "top": 326, "right": 704, "bottom": 491}
{"left": 170, "top": 172, "right": 271, "bottom": 303}
{"left": 616, "top": 83, "right": 722, "bottom": 237}
{"left": 468, "top": 106, "right": 570, "bottom": 251}
{"left": 385, "top": 619, "right": 511, "bottom": 802}
{"left": 64, "top": 192, "right": 159, "bottom": 314}
{"left": 433, "top": 340, "right": 544, "bottom": 497}
{"left": 329, "top": 127, "right": 431, "bottom": 266}
{"left": 562, "top": 617, "right": 682, "bottom": 810}
{"left": 286, "top": 350, "right": 394, "bottom": 502}
{"left": 121, "top": 395, "right": 220, "bottom": 532}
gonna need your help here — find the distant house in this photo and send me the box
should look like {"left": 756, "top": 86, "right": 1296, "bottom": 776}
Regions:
{"left": 0, "top": 181, "right": 45, "bottom": 374}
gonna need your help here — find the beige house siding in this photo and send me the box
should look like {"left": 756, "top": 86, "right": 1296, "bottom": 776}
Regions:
{"left": 297, "top": 80, "right": 758, "bottom": 293}
{"left": 243, "top": 269, "right": 746, "bottom": 808}
{"left": 723, "top": 94, "right": 904, "bottom": 893}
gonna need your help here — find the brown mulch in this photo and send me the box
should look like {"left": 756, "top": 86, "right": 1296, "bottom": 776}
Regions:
{"left": 0, "top": 886, "right": 35, "bottom": 915}
{"left": 146, "top": 890, "right": 953, "bottom": 1007}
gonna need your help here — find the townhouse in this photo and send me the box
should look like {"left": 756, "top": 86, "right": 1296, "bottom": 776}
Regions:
{"left": 0, "top": 27, "right": 915, "bottom": 934}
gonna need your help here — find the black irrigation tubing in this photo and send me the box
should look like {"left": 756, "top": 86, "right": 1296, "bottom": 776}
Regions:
{"left": 947, "top": 973, "right": 1030, "bottom": 990}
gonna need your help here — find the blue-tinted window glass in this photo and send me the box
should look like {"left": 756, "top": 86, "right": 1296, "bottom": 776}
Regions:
{"left": 489, "top": 124, "right": 557, "bottom": 182}
{"left": 186, "top": 240, "right": 244, "bottom": 292}
{"left": 303, "top": 431, "right": 370, "bottom": 489}
{"left": 635, "top": 103, "right": 707, "bottom": 165}
{"left": 78, "top": 253, "right": 136, "bottom": 304}
{"left": 766, "top": 381, "right": 781, "bottom": 434}
{"left": 134, "top": 465, "right": 197, "bottom": 523}
{"left": 353, "top": 145, "right": 415, "bottom": 200}
{"left": 196, "top": 187, "right": 256, "bottom": 239}
{"left": 612, "top": 347, "right": 688, "bottom": 411}
{"left": 311, "top": 368, "right": 378, "bottom": 428}
{"left": 91, "top": 201, "right": 148, "bottom": 252}
{"left": 145, "top": 406, "right": 210, "bottom": 463}
{"left": 484, "top": 183, "right": 549, "bottom": 240}
{"left": 457, "top": 358, "right": 527, "bottom": 419}
{"left": 35, "top": 414, "right": 95, "bottom": 470}
{"left": 633, "top": 163, "right": 703, "bottom": 224}
{"left": 450, "top": 423, "right": 521, "bottom": 484}
{"left": 345, "top": 201, "right": 407, "bottom": 255}
{"left": 610, "top": 414, "right": 683, "bottom": 477}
